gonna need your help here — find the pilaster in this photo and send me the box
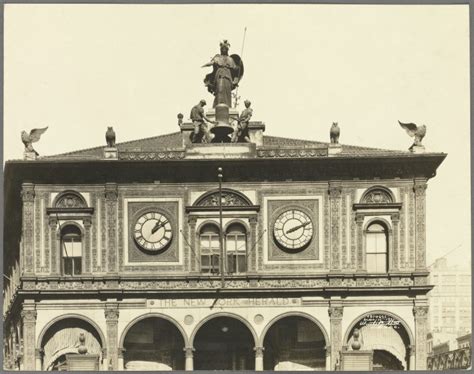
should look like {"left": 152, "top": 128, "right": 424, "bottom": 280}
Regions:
{"left": 328, "top": 304, "right": 344, "bottom": 369}
{"left": 83, "top": 216, "right": 92, "bottom": 273}
{"left": 413, "top": 304, "right": 429, "bottom": 370}
{"left": 21, "top": 183, "right": 36, "bottom": 275}
{"left": 413, "top": 180, "right": 427, "bottom": 271}
{"left": 105, "top": 183, "right": 118, "bottom": 273}
{"left": 21, "top": 302, "right": 37, "bottom": 370}
{"left": 248, "top": 216, "right": 258, "bottom": 272}
{"left": 391, "top": 212, "right": 400, "bottom": 271}
{"left": 48, "top": 216, "right": 60, "bottom": 275}
{"left": 329, "top": 182, "right": 343, "bottom": 272}
{"left": 355, "top": 213, "right": 365, "bottom": 272}
{"left": 188, "top": 217, "right": 198, "bottom": 273}
{"left": 104, "top": 302, "right": 120, "bottom": 370}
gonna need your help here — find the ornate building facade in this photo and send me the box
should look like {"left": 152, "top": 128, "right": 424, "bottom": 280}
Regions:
{"left": 3, "top": 123, "right": 445, "bottom": 371}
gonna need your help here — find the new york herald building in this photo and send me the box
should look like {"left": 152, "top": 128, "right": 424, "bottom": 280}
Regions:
{"left": 3, "top": 43, "right": 446, "bottom": 371}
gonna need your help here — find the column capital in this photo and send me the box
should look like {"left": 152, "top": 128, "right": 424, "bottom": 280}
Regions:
{"left": 328, "top": 183, "right": 343, "bottom": 198}
{"left": 355, "top": 213, "right": 365, "bottom": 224}
{"left": 104, "top": 305, "right": 119, "bottom": 321}
{"left": 104, "top": 183, "right": 118, "bottom": 201}
{"left": 391, "top": 212, "right": 400, "bottom": 222}
{"left": 48, "top": 215, "right": 58, "bottom": 227}
{"left": 254, "top": 346, "right": 265, "bottom": 357}
{"left": 21, "top": 184, "right": 35, "bottom": 202}
{"left": 187, "top": 216, "right": 197, "bottom": 226}
{"left": 249, "top": 216, "right": 258, "bottom": 225}
{"left": 21, "top": 310, "right": 37, "bottom": 322}
{"left": 34, "top": 348, "right": 44, "bottom": 359}
{"left": 83, "top": 216, "right": 92, "bottom": 227}
{"left": 325, "top": 345, "right": 332, "bottom": 355}
{"left": 328, "top": 306, "right": 344, "bottom": 319}
{"left": 413, "top": 181, "right": 428, "bottom": 196}
{"left": 117, "top": 347, "right": 126, "bottom": 358}
{"left": 183, "top": 347, "right": 195, "bottom": 358}
{"left": 413, "top": 305, "right": 429, "bottom": 319}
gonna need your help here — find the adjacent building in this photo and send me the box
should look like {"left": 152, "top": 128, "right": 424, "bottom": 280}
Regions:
{"left": 3, "top": 116, "right": 446, "bottom": 371}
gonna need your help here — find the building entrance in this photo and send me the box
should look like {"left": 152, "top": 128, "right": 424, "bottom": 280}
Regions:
{"left": 122, "top": 317, "right": 185, "bottom": 370}
{"left": 193, "top": 317, "right": 255, "bottom": 370}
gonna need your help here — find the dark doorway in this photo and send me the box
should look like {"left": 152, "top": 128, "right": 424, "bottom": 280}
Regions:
{"left": 194, "top": 317, "right": 255, "bottom": 370}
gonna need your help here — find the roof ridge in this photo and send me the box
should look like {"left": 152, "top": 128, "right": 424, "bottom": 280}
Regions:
{"left": 45, "top": 131, "right": 182, "bottom": 158}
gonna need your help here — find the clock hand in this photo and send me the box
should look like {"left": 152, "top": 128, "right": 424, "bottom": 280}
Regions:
{"left": 151, "top": 220, "right": 169, "bottom": 235}
{"left": 285, "top": 221, "right": 310, "bottom": 234}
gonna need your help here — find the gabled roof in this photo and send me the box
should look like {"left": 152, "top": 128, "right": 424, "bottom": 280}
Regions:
{"left": 42, "top": 131, "right": 420, "bottom": 161}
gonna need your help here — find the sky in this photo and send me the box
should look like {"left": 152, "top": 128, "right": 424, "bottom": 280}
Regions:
{"left": 4, "top": 4, "right": 471, "bottom": 267}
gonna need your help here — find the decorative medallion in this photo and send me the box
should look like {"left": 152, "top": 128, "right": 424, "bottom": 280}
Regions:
{"left": 184, "top": 315, "right": 194, "bottom": 325}
{"left": 133, "top": 211, "right": 173, "bottom": 252}
{"left": 362, "top": 188, "right": 393, "bottom": 204}
{"left": 254, "top": 314, "right": 264, "bottom": 324}
{"left": 273, "top": 209, "right": 313, "bottom": 251}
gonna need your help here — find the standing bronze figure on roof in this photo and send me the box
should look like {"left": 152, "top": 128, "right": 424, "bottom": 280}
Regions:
{"left": 202, "top": 40, "right": 244, "bottom": 108}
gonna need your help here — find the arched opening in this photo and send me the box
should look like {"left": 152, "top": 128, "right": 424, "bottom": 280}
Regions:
{"left": 122, "top": 317, "right": 185, "bottom": 370}
{"left": 199, "top": 223, "right": 220, "bottom": 274}
{"left": 60, "top": 224, "right": 83, "bottom": 276}
{"left": 225, "top": 222, "right": 247, "bottom": 273}
{"left": 263, "top": 316, "right": 327, "bottom": 371}
{"left": 365, "top": 221, "right": 389, "bottom": 273}
{"left": 193, "top": 316, "right": 255, "bottom": 370}
{"left": 345, "top": 312, "right": 412, "bottom": 370}
{"left": 40, "top": 317, "right": 103, "bottom": 371}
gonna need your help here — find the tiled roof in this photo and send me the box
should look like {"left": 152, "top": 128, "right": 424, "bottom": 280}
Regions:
{"left": 42, "top": 131, "right": 423, "bottom": 160}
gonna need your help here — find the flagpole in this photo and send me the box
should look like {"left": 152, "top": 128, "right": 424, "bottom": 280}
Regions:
{"left": 218, "top": 167, "right": 225, "bottom": 288}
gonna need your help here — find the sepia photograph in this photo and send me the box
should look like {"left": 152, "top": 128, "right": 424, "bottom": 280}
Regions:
{"left": 2, "top": 3, "right": 471, "bottom": 371}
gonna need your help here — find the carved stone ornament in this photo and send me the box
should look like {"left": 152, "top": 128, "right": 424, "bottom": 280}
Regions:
{"left": 184, "top": 347, "right": 195, "bottom": 358}
{"left": 362, "top": 188, "right": 393, "bottom": 204}
{"left": 55, "top": 192, "right": 87, "bottom": 209}
{"left": 195, "top": 189, "right": 251, "bottom": 207}
{"left": 413, "top": 305, "right": 429, "bottom": 318}
{"left": 21, "top": 185, "right": 35, "bottom": 202}
{"left": 20, "top": 310, "right": 37, "bottom": 322}
{"left": 105, "top": 184, "right": 118, "bottom": 201}
{"left": 104, "top": 308, "right": 119, "bottom": 320}
{"left": 328, "top": 306, "right": 344, "bottom": 319}
{"left": 254, "top": 346, "right": 265, "bottom": 357}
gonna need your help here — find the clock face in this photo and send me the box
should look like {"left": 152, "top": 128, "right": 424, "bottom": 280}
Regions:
{"left": 133, "top": 212, "right": 173, "bottom": 252}
{"left": 273, "top": 209, "right": 313, "bottom": 250}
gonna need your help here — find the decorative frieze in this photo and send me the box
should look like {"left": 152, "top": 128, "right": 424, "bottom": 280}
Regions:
{"left": 413, "top": 180, "right": 427, "bottom": 270}
{"left": 21, "top": 184, "right": 35, "bottom": 274}
{"left": 105, "top": 303, "right": 119, "bottom": 370}
{"left": 119, "top": 151, "right": 186, "bottom": 161}
{"left": 257, "top": 147, "right": 327, "bottom": 158}
{"left": 329, "top": 183, "right": 343, "bottom": 271}
{"left": 328, "top": 305, "right": 343, "bottom": 369}
{"left": 413, "top": 304, "right": 429, "bottom": 369}
{"left": 21, "top": 307, "right": 37, "bottom": 370}
{"left": 105, "top": 184, "right": 118, "bottom": 273}
{"left": 391, "top": 212, "right": 400, "bottom": 271}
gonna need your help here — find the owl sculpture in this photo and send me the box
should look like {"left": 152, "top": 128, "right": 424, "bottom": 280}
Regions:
{"left": 21, "top": 127, "right": 48, "bottom": 155}
{"left": 106, "top": 126, "right": 116, "bottom": 147}
{"left": 330, "top": 122, "right": 340, "bottom": 144}
{"left": 398, "top": 121, "right": 426, "bottom": 150}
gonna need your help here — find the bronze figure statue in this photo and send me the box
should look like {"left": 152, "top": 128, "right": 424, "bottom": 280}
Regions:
{"left": 21, "top": 127, "right": 48, "bottom": 155}
{"left": 232, "top": 100, "right": 253, "bottom": 143}
{"left": 202, "top": 40, "right": 244, "bottom": 108}
{"left": 190, "top": 99, "right": 215, "bottom": 143}
{"left": 105, "top": 126, "right": 116, "bottom": 147}
{"left": 330, "top": 122, "right": 340, "bottom": 144}
{"left": 398, "top": 120, "right": 426, "bottom": 150}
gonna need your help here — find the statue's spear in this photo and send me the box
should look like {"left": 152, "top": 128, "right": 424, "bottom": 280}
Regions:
{"left": 233, "top": 27, "right": 247, "bottom": 108}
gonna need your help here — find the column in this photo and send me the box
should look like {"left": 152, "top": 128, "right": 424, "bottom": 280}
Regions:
{"left": 413, "top": 180, "right": 427, "bottom": 271}
{"left": 184, "top": 347, "right": 194, "bottom": 371}
{"left": 329, "top": 183, "right": 343, "bottom": 272}
{"left": 118, "top": 348, "right": 125, "bottom": 370}
{"left": 35, "top": 348, "right": 43, "bottom": 370}
{"left": 391, "top": 212, "right": 400, "bottom": 271}
{"left": 413, "top": 304, "right": 429, "bottom": 370}
{"left": 408, "top": 345, "right": 415, "bottom": 370}
{"left": 248, "top": 216, "right": 258, "bottom": 272}
{"left": 328, "top": 305, "right": 343, "bottom": 370}
{"left": 48, "top": 216, "right": 60, "bottom": 275}
{"left": 188, "top": 217, "right": 198, "bottom": 273}
{"left": 355, "top": 213, "right": 365, "bottom": 272}
{"left": 325, "top": 346, "right": 331, "bottom": 370}
{"left": 105, "top": 303, "right": 120, "bottom": 370}
{"left": 83, "top": 216, "right": 92, "bottom": 273}
{"left": 20, "top": 303, "right": 37, "bottom": 370}
{"left": 254, "top": 346, "right": 264, "bottom": 371}
{"left": 21, "top": 184, "right": 36, "bottom": 275}
{"left": 105, "top": 183, "right": 118, "bottom": 273}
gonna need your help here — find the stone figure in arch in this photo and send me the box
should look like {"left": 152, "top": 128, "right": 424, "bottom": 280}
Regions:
{"left": 202, "top": 40, "right": 244, "bottom": 108}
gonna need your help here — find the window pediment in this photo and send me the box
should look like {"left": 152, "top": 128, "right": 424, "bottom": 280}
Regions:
{"left": 187, "top": 189, "right": 259, "bottom": 212}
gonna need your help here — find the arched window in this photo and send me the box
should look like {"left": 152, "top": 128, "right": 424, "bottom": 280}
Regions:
{"left": 60, "top": 225, "right": 82, "bottom": 276}
{"left": 199, "top": 224, "right": 220, "bottom": 274}
{"left": 366, "top": 222, "right": 388, "bottom": 273}
{"left": 226, "top": 223, "right": 247, "bottom": 274}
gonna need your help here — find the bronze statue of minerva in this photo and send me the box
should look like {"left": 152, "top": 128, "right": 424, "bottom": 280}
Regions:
{"left": 330, "top": 122, "right": 340, "bottom": 144}
{"left": 202, "top": 40, "right": 244, "bottom": 108}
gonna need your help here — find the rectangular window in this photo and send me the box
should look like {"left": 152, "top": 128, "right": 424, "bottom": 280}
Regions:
{"left": 226, "top": 234, "right": 246, "bottom": 274}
